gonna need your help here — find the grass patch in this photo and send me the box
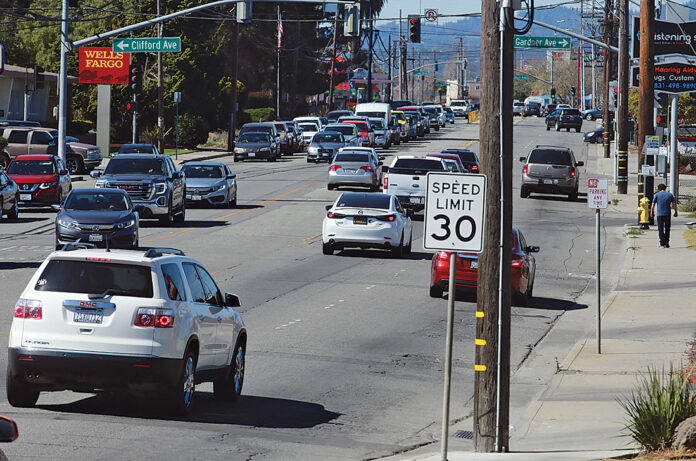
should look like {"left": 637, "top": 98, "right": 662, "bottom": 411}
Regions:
{"left": 162, "top": 148, "right": 194, "bottom": 156}
{"left": 678, "top": 196, "right": 696, "bottom": 213}
{"left": 626, "top": 228, "right": 644, "bottom": 236}
{"left": 684, "top": 229, "right": 696, "bottom": 251}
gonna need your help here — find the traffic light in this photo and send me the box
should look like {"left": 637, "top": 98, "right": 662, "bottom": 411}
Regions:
{"left": 613, "top": 87, "right": 618, "bottom": 108}
{"left": 550, "top": 87, "right": 556, "bottom": 102}
{"left": 463, "top": 89, "right": 469, "bottom": 97}
{"left": 129, "top": 64, "right": 143, "bottom": 93}
{"left": 126, "top": 100, "right": 137, "bottom": 114}
{"left": 408, "top": 15, "right": 421, "bottom": 43}
{"left": 33, "top": 65, "right": 44, "bottom": 91}
{"left": 570, "top": 86, "right": 576, "bottom": 99}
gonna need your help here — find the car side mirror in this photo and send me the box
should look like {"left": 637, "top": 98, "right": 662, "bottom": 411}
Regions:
{"left": 59, "top": 169, "right": 68, "bottom": 175}
{"left": 378, "top": 161, "right": 383, "bottom": 166}
{"left": 406, "top": 209, "right": 414, "bottom": 217}
{"left": 0, "top": 416, "right": 18, "bottom": 443}
{"left": 519, "top": 157, "right": 526, "bottom": 162}
{"left": 173, "top": 171, "right": 183, "bottom": 179}
{"left": 526, "top": 245, "right": 540, "bottom": 253}
{"left": 51, "top": 204, "right": 62, "bottom": 211}
{"left": 576, "top": 161, "right": 584, "bottom": 167}
{"left": 90, "top": 170, "right": 102, "bottom": 178}
{"left": 225, "top": 292, "right": 242, "bottom": 308}
{"left": 227, "top": 173, "right": 236, "bottom": 179}
{"left": 379, "top": 155, "right": 386, "bottom": 160}
{"left": 325, "top": 205, "right": 332, "bottom": 211}
{"left": 382, "top": 166, "right": 389, "bottom": 173}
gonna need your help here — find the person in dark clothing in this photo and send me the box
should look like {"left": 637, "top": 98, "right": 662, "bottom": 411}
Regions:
{"left": 650, "top": 183, "right": 678, "bottom": 248}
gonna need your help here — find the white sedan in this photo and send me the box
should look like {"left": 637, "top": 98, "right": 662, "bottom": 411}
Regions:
{"left": 322, "top": 192, "right": 413, "bottom": 258}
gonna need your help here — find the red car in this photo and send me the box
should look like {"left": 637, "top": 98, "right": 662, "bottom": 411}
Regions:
{"left": 6, "top": 155, "right": 71, "bottom": 206}
{"left": 429, "top": 228, "right": 539, "bottom": 305}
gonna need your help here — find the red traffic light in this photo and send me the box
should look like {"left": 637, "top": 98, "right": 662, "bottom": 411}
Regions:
{"left": 410, "top": 19, "right": 418, "bottom": 25}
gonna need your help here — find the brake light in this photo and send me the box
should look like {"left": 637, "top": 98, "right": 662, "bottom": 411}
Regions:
{"left": 327, "top": 212, "right": 345, "bottom": 219}
{"left": 360, "top": 165, "right": 374, "bottom": 172}
{"left": 86, "top": 257, "right": 111, "bottom": 262}
{"left": 570, "top": 167, "right": 576, "bottom": 177}
{"left": 522, "top": 164, "right": 528, "bottom": 174}
{"left": 134, "top": 308, "right": 175, "bottom": 328}
{"left": 329, "top": 165, "right": 340, "bottom": 171}
{"left": 470, "top": 165, "right": 479, "bottom": 173}
{"left": 375, "top": 214, "right": 396, "bottom": 221}
{"left": 14, "top": 299, "right": 42, "bottom": 319}
{"left": 359, "top": 131, "right": 368, "bottom": 137}
{"left": 436, "top": 251, "right": 450, "bottom": 261}
{"left": 511, "top": 259, "right": 524, "bottom": 268}
{"left": 383, "top": 175, "right": 388, "bottom": 190}
{"left": 155, "top": 311, "right": 175, "bottom": 328}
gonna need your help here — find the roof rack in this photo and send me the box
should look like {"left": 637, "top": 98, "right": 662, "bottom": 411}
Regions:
{"left": 143, "top": 248, "right": 185, "bottom": 258}
{"left": 534, "top": 145, "right": 570, "bottom": 150}
{"left": 60, "top": 243, "right": 98, "bottom": 252}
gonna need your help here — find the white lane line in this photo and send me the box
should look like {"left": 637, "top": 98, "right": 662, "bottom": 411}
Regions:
{"left": 338, "top": 299, "right": 344, "bottom": 303}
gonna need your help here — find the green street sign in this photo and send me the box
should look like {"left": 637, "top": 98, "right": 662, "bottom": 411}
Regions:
{"left": 112, "top": 37, "right": 181, "bottom": 53}
{"left": 514, "top": 36, "right": 571, "bottom": 49}
{"left": 436, "top": 82, "right": 448, "bottom": 87}
{"left": 514, "top": 75, "right": 528, "bottom": 80}
{"left": 414, "top": 70, "right": 429, "bottom": 75}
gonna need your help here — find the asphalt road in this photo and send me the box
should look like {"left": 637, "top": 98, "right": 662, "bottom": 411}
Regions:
{"left": 0, "top": 117, "right": 625, "bottom": 460}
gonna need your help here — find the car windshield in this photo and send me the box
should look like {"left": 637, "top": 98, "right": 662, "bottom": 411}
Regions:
{"left": 357, "top": 111, "right": 386, "bottom": 119}
{"left": 313, "top": 133, "right": 342, "bottom": 143}
{"left": 423, "top": 108, "right": 437, "bottom": 114}
{"left": 336, "top": 193, "right": 390, "bottom": 209}
{"left": 119, "top": 145, "right": 155, "bottom": 154}
{"left": 526, "top": 103, "right": 540, "bottom": 108}
{"left": 444, "top": 150, "right": 477, "bottom": 163}
{"left": 390, "top": 158, "right": 445, "bottom": 174}
{"left": 242, "top": 126, "right": 271, "bottom": 134}
{"left": 273, "top": 123, "right": 287, "bottom": 133}
{"left": 528, "top": 149, "right": 573, "bottom": 165}
{"left": 8, "top": 160, "right": 55, "bottom": 175}
{"left": 35, "top": 260, "right": 153, "bottom": 298}
{"left": 334, "top": 153, "right": 369, "bottom": 163}
{"left": 325, "top": 125, "right": 354, "bottom": 135}
{"left": 562, "top": 109, "right": 580, "bottom": 116}
{"left": 182, "top": 165, "right": 225, "bottom": 179}
{"left": 348, "top": 122, "right": 368, "bottom": 131}
{"left": 104, "top": 157, "right": 165, "bottom": 176}
{"left": 299, "top": 123, "right": 318, "bottom": 131}
{"left": 64, "top": 191, "right": 130, "bottom": 211}
{"left": 369, "top": 119, "right": 386, "bottom": 129}
{"left": 238, "top": 133, "right": 268, "bottom": 143}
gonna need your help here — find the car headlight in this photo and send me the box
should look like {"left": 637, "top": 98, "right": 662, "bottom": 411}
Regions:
{"left": 154, "top": 182, "right": 167, "bottom": 194}
{"left": 234, "top": 148, "right": 243, "bottom": 153}
{"left": 57, "top": 218, "right": 80, "bottom": 231}
{"left": 95, "top": 180, "right": 107, "bottom": 188}
{"left": 116, "top": 219, "right": 136, "bottom": 230}
{"left": 308, "top": 147, "right": 318, "bottom": 153}
{"left": 39, "top": 181, "right": 58, "bottom": 189}
{"left": 212, "top": 183, "right": 226, "bottom": 191}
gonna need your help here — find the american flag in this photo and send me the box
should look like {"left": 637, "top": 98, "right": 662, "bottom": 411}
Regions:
{"left": 278, "top": 9, "right": 284, "bottom": 51}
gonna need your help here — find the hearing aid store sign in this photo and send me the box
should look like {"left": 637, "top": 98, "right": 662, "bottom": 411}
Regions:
{"left": 78, "top": 47, "right": 130, "bottom": 85}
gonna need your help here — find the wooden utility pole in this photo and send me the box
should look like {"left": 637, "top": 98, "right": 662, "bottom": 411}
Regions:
{"left": 227, "top": 20, "right": 239, "bottom": 152}
{"left": 638, "top": 0, "right": 655, "bottom": 209}
{"left": 157, "top": 0, "right": 164, "bottom": 153}
{"left": 329, "top": 9, "right": 340, "bottom": 110}
{"left": 401, "top": 41, "right": 408, "bottom": 100}
{"left": 617, "top": 0, "right": 629, "bottom": 194}
{"left": 601, "top": 0, "right": 613, "bottom": 159}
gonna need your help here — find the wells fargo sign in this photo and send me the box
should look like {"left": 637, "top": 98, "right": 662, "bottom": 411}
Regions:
{"left": 78, "top": 47, "right": 130, "bottom": 85}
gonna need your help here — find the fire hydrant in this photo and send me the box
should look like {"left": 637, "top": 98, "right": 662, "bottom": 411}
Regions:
{"left": 638, "top": 197, "right": 651, "bottom": 229}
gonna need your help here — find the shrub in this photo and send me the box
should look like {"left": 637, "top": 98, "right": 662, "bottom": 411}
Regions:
{"left": 69, "top": 119, "right": 94, "bottom": 135}
{"left": 246, "top": 92, "right": 274, "bottom": 109}
{"left": 177, "top": 114, "right": 209, "bottom": 149}
{"left": 617, "top": 365, "right": 696, "bottom": 451}
{"left": 244, "top": 107, "right": 276, "bottom": 123}
{"left": 0, "top": 136, "right": 7, "bottom": 151}
{"left": 679, "top": 155, "right": 696, "bottom": 172}
{"left": 679, "top": 196, "right": 696, "bottom": 213}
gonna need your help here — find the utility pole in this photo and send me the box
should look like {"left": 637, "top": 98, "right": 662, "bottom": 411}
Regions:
{"left": 387, "top": 35, "right": 392, "bottom": 102}
{"left": 638, "top": 0, "right": 655, "bottom": 210}
{"left": 227, "top": 14, "right": 240, "bottom": 153}
{"left": 580, "top": 0, "right": 586, "bottom": 111}
{"left": 616, "top": 0, "right": 629, "bottom": 194}
{"left": 367, "top": 1, "right": 374, "bottom": 102}
{"left": 328, "top": 9, "right": 339, "bottom": 111}
{"left": 276, "top": 5, "right": 281, "bottom": 118}
{"left": 157, "top": 0, "right": 164, "bottom": 153}
{"left": 418, "top": 52, "right": 422, "bottom": 103}
{"left": 458, "top": 37, "right": 464, "bottom": 99}
{"left": 57, "top": 0, "right": 69, "bottom": 164}
{"left": 399, "top": 9, "right": 404, "bottom": 99}
{"left": 601, "top": 0, "right": 613, "bottom": 159}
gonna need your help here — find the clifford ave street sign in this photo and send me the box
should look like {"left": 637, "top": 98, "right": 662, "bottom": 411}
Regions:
{"left": 424, "top": 172, "right": 487, "bottom": 252}
{"left": 514, "top": 36, "right": 571, "bottom": 49}
{"left": 113, "top": 37, "right": 181, "bottom": 53}
{"left": 632, "top": 17, "right": 696, "bottom": 58}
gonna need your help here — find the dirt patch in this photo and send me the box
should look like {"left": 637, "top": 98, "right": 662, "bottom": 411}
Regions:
{"left": 600, "top": 448, "right": 696, "bottom": 460}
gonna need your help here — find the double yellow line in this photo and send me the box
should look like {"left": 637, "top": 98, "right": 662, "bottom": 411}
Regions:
{"left": 289, "top": 234, "right": 322, "bottom": 248}
{"left": 146, "top": 181, "right": 320, "bottom": 243}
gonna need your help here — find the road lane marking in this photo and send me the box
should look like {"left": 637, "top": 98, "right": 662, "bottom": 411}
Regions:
{"left": 289, "top": 234, "right": 322, "bottom": 248}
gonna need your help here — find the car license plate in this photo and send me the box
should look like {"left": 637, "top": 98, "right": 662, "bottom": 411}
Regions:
{"left": 344, "top": 168, "right": 355, "bottom": 174}
{"left": 470, "top": 261, "right": 478, "bottom": 269}
{"left": 89, "top": 234, "right": 103, "bottom": 242}
{"left": 192, "top": 195, "right": 202, "bottom": 201}
{"left": 248, "top": 152, "right": 255, "bottom": 157}
{"left": 543, "top": 179, "right": 553, "bottom": 185}
{"left": 74, "top": 308, "right": 103, "bottom": 324}
{"left": 409, "top": 197, "right": 422, "bottom": 204}
{"left": 353, "top": 216, "right": 368, "bottom": 225}
{"left": 20, "top": 194, "right": 31, "bottom": 201}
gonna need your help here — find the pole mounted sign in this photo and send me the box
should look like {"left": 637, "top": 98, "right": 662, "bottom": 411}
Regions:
{"left": 654, "top": 61, "right": 696, "bottom": 93}
{"left": 587, "top": 178, "right": 609, "bottom": 209}
{"left": 514, "top": 36, "right": 571, "bottom": 49}
{"left": 78, "top": 47, "right": 130, "bottom": 85}
{"left": 632, "top": 17, "right": 696, "bottom": 59}
{"left": 112, "top": 37, "right": 181, "bottom": 53}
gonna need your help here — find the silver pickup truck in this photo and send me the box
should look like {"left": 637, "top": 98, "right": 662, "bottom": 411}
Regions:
{"left": 382, "top": 156, "right": 447, "bottom": 212}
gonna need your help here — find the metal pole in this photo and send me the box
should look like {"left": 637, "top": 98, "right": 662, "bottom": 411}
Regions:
{"left": 367, "top": 2, "right": 374, "bottom": 102}
{"left": 617, "top": 0, "right": 629, "bottom": 194}
{"left": 132, "top": 94, "right": 137, "bottom": 143}
{"left": 551, "top": 52, "right": 554, "bottom": 96}
{"left": 58, "top": 0, "right": 69, "bottom": 164}
{"left": 157, "top": 0, "right": 164, "bottom": 154}
{"left": 399, "top": 9, "right": 403, "bottom": 99}
{"left": 328, "top": 9, "right": 339, "bottom": 111}
{"left": 440, "top": 252, "right": 456, "bottom": 461}
{"left": 670, "top": 93, "right": 678, "bottom": 200}
{"left": 591, "top": 44, "right": 597, "bottom": 107}
{"left": 176, "top": 100, "right": 179, "bottom": 159}
{"left": 596, "top": 208, "right": 601, "bottom": 354}
{"left": 23, "top": 87, "right": 28, "bottom": 121}
{"left": 580, "top": 0, "right": 586, "bottom": 111}
{"left": 277, "top": 5, "right": 281, "bottom": 118}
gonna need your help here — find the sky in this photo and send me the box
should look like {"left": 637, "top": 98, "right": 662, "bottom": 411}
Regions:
{"left": 377, "top": 0, "right": 570, "bottom": 23}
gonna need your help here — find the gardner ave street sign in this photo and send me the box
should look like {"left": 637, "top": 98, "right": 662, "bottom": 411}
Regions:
{"left": 514, "top": 36, "right": 571, "bottom": 49}
{"left": 113, "top": 37, "right": 181, "bottom": 53}
{"left": 424, "top": 173, "right": 487, "bottom": 253}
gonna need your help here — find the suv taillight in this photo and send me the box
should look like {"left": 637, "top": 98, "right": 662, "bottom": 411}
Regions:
{"left": 14, "top": 299, "right": 42, "bottom": 319}
{"left": 134, "top": 308, "right": 174, "bottom": 328}
{"left": 360, "top": 165, "right": 374, "bottom": 172}
{"left": 436, "top": 251, "right": 450, "bottom": 261}
{"left": 570, "top": 167, "right": 576, "bottom": 177}
{"left": 329, "top": 165, "right": 340, "bottom": 171}
{"left": 383, "top": 175, "right": 388, "bottom": 190}
{"left": 522, "top": 164, "right": 528, "bottom": 174}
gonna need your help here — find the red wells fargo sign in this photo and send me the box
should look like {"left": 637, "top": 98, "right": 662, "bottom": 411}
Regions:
{"left": 78, "top": 47, "right": 130, "bottom": 85}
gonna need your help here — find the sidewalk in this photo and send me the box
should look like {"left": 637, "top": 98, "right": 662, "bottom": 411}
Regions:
{"left": 379, "top": 141, "right": 696, "bottom": 461}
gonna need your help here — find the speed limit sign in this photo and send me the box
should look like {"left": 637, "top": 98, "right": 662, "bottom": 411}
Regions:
{"left": 424, "top": 173, "right": 487, "bottom": 252}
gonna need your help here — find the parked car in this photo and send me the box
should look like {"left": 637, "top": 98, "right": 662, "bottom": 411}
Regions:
{"left": 327, "top": 148, "right": 383, "bottom": 191}
{"left": 181, "top": 162, "right": 237, "bottom": 208}
{"left": 307, "top": 132, "right": 346, "bottom": 163}
{"left": 583, "top": 122, "right": 615, "bottom": 143}
{"left": 513, "top": 102, "right": 525, "bottom": 116}
{"left": 546, "top": 108, "right": 583, "bottom": 132}
{"left": 238, "top": 123, "right": 280, "bottom": 156}
{"left": 0, "top": 170, "right": 19, "bottom": 220}
{"left": 443, "top": 106, "right": 455, "bottom": 124}
{"left": 322, "top": 123, "right": 360, "bottom": 147}
{"left": 92, "top": 153, "right": 185, "bottom": 225}
{"left": 7, "top": 155, "right": 71, "bottom": 207}
{"left": 523, "top": 102, "right": 541, "bottom": 117}
{"left": 322, "top": 192, "right": 413, "bottom": 257}
{"left": 326, "top": 110, "right": 354, "bottom": 124}
{"left": 233, "top": 132, "right": 278, "bottom": 162}
{"left": 519, "top": 145, "right": 584, "bottom": 201}
{"left": 6, "top": 246, "right": 247, "bottom": 415}
{"left": 429, "top": 228, "right": 538, "bottom": 305}
{"left": 118, "top": 144, "right": 160, "bottom": 155}
{"left": 581, "top": 108, "right": 603, "bottom": 121}
{"left": 441, "top": 149, "right": 481, "bottom": 173}
{"left": 55, "top": 188, "right": 139, "bottom": 249}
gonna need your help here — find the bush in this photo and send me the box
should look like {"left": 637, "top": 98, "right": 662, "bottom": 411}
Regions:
{"left": 246, "top": 92, "right": 274, "bottom": 109}
{"left": 69, "top": 119, "right": 94, "bottom": 135}
{"left": 177, "top": 114, "right": 209, "bottom": 149}
{"left": 679, "top": 155, "right": 696, "bottom": 172}
{"left": 679, "top": 196, "right": 696, "bottom": 213}
{"left": 617, "top": 365, "right": 696, "bottom": 451}
{"left": 0, "top": 136, "right": 7, "bottom": 151}
{"left": 244, "top": 107, "right": 276, "bottom": 123}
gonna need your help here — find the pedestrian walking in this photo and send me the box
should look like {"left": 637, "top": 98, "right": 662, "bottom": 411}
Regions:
{"left": 650, "top": 183, "right": 678, "bottom": 248}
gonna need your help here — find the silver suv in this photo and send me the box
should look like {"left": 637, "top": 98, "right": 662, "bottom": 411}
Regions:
{"left": 519, "top": 146, "right": 584, "bottom": 201}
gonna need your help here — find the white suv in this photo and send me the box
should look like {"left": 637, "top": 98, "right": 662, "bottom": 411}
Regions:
{"left": 6, "top": 245, "right": 247, "bottom": 415}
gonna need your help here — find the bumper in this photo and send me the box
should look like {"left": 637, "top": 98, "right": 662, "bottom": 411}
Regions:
{"left": 308, "top": 151, "right": 334, "bottom": 161}
{"left": 522, "top": 176, "right": 577, "bottom": 194}
{"left": 133, "top": 196, "right": 169, "bottom": 217}
{"left": 323, "top": 225, "right": 401, "bottom": 249}
{"left": 185, "top": 188, "right": 230, "bottom": 206}
{"left": 8, "top": 347, "right": 180, "bottom": 393}
{"left": 17, "top": 188, "right": 59, "bottom": 206}
{"left": 56, "top": 228, "right": 137, "bottom": 248}
{"left": 235, "top": 151, "right": 274, "bottom": 160}
{"left": 558, "top": 122, "right": 583, "bottom": 129}
{"left": 328, "top": 172, "right": 374, "bottom": 187}
{"left": 436, "top": 278, "right": 477, "bottom": 291}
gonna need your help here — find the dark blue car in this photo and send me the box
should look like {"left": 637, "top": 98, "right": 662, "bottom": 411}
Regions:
{"left": 55, "top": 188, "right": 138, "bottom": 250}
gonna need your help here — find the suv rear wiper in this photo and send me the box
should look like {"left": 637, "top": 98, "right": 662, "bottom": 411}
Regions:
{"left": 88, "top": 289, "right": 130, "bottom": 299}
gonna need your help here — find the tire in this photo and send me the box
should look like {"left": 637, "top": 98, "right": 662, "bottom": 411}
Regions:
{"left": 159, "top": 201, "right": 174, "bottom": 226}
{"left": 267, "top": 155, "right": 275, "bottom": 162}
{"left": 66, "top": 155, "right": 84, "bottom": 175}
{"left": 556, "top": 123, "right": 561, "bottom": 132}
{"left": 327, "top": 184, "right": 335, "bottom": 191}
{"left": 404, "top": 231, "right": 412, "bottom": 254}
{"left": 546, "top": 124, "right": 550, "bottom": 131}
{"left": 585, "top": 114, "right": 592, "bottom": 120}
{"left": 0, "top": 153, "right": 9, "bottom": 170}
{"left": 520, "top": 186, "right": 530, "bottom": 198}
{"left": 566, "top": 128, "right": 570, "bottom": 132}
{"left": 575, "top": 127, "right": 581, "bottom": 133}
{"left": 390, "top": 235, "right": 404, "bottom": 258}
{"left": 7, "top": 198, "right": 18, "bottom": 219}
{"left": 169, "top": 348, "right": 197, "bottom": 416}
{"left": 174, "top": 199, "right": 185, "bottom": 223}
{"left": 435, "top": 125, "right": 439, "bottom": 131}
{"left": 322, "top": 242, "right": 333, "bottom": 255}
{"left": 429, "top": 285, "right": 444, "bottom": 298}
{"left": 0, "top": 199, "right": 3, "bottom": 222}
{"left": 6, "top": 371, "right": 39, "bottom": 408}
{"left": 515, "top": 290, "right": 529, "bottom": 307}
{"left": 214, "top": 340, "right": 245, "bottom": 402}
{"left": 568, "top": 189, "right": 578, "bottom": 201}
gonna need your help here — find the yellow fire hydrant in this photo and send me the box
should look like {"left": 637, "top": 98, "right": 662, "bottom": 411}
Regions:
{"left": 638, "top": 197, "right": 651, "bottom": 229}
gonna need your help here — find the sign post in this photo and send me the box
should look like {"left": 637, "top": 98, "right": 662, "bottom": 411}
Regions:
{"left": 424, "top": 172, "right": 486, "bottom": 461}
{"left": 587, "top": 178, "right": 608, "bottom": 354}
{"left": 174, "top": 91, "right": 182, "bottom": 159}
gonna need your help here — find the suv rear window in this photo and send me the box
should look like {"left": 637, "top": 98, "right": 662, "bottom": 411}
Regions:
{"left": 337, "top": 193, "right": 391, "bottom": 209}
{"left": 324, "top": 125, "right": 354, "bottom": 135}
{"left": 105, "top": 157, "right": 165, "bottom": 176}
{"left": 528, "top": 149, "right": 572, "bottom": 165}
{"left": 35, "top": 260, "right": 153, "bottom": 298}
{"left": 334, "top": 153, "right": 369, "bottom": 163}
{"left": 390, "top": 158, "right": 445, "bottom": 174}
{"left": 562, "top": 109, "right": 580, "bottom": 116}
